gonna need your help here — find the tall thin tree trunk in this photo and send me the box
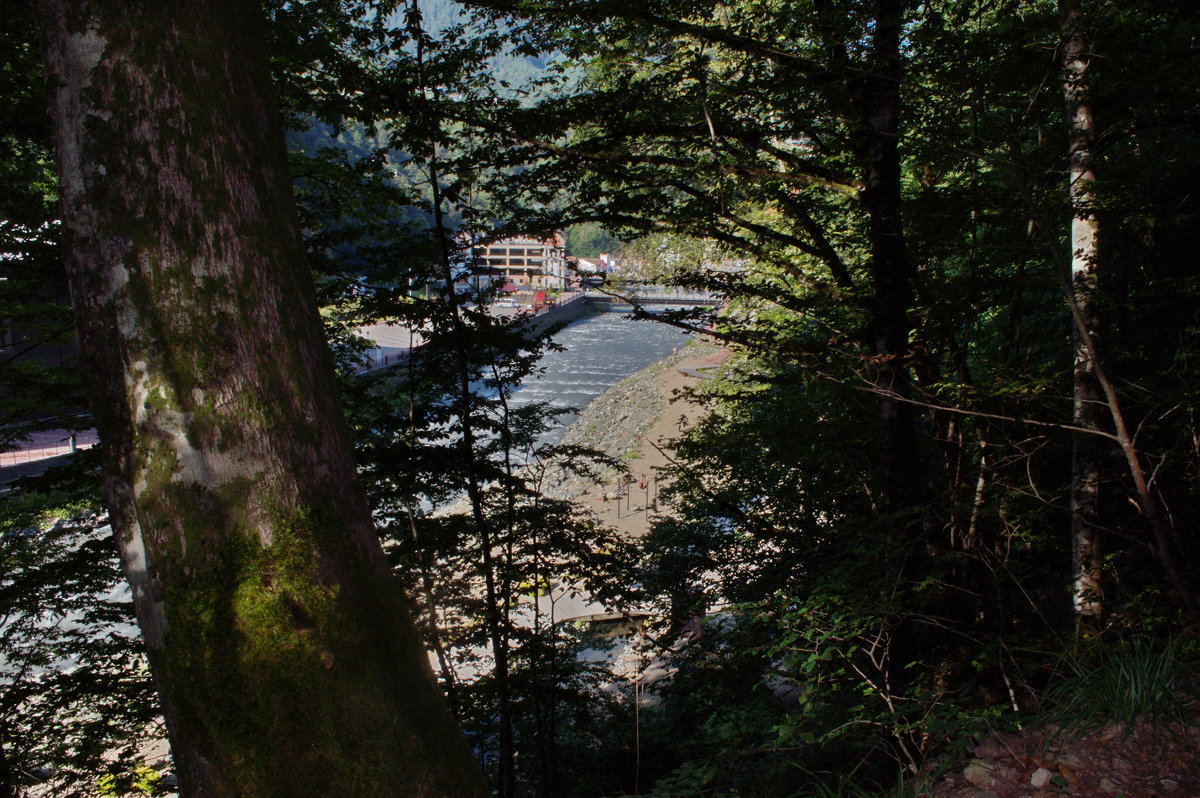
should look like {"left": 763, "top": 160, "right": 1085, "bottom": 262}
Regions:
{"left": 406, "top": 0, "right": 515, "bottom": 787}
{"left": 1061, "top": 0, "right": 1103, "bottom": 624}
{"left": 424, "top": 102, "right": 516, "bottom": 798}
{"left": 35, "top": 2, "right": 486, "bottom": 795}
{"left": 430, "top": 175, "right": 515, "bottom": 798}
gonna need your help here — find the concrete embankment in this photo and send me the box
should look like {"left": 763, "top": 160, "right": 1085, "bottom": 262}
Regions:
{"left": 521, "top": 293, "right": 601, "bottom": 335}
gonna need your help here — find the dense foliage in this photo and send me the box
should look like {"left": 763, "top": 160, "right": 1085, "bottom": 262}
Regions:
{"left": 460, "top": 0, "right": 1200, "bottom": 790}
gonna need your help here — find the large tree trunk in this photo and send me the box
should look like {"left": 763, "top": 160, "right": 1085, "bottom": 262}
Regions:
{"left": 840, "top": 1, "right": 926, "bottom": 757}
{"left": 856, "top": 0, "right": 923, "bottom": 553}
{"left": 1061, "top": 0, "right": 1103, "bottom": 624}
{"left": 35, "top": 1, "right": 487, "bottom": 795}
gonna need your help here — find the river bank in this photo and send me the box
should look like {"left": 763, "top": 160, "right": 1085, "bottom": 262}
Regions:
{"left": 546, "top": 338, "right": 727, "bottom": 538}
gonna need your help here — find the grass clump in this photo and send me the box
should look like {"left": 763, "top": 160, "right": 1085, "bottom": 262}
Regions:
{"left": 1044, "top": 636, "right": 1197, "bottom": 732}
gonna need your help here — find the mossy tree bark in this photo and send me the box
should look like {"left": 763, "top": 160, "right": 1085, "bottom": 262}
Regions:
{"left": 35, "top": 1, "right": 487, "bottom": 795}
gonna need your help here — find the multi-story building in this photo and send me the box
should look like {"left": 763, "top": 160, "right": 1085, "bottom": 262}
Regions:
{"left": 475, "top": 234, "right": 567, "bottom": 291}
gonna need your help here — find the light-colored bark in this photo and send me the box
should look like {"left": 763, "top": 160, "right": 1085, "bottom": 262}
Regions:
{"left": 1061, "top": 0, "right": 1103, "bottom": 623}
{"left": 35, "top": 1, "right": 487, "bottom": 795}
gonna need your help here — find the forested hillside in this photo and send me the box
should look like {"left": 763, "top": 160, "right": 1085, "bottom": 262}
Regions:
{"left": 2, "top": 0, "right": 1198, "bottom": 796}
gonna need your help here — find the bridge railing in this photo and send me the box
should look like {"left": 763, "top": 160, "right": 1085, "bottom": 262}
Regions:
{"left": 581, "top": 286, "right": 721, "bottom": 304}
{"left": 0, "top": 428, "right": 98, "bottom": 468}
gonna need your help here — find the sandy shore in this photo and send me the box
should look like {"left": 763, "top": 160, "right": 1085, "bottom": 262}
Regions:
{"left": 558, "top": 340, "right": 728, "bottom": 539}
{"left": 436, "top": 339, "right": 728, "bottom": 534}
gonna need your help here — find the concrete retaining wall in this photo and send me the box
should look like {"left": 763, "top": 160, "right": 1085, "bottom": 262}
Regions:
{"left": 524, "top": 293, "right": 601, "bottom": 335}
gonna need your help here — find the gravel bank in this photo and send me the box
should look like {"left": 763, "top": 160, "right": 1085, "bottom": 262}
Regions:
{"left": 544, "top": 339, "right": 723, "bottom": 501}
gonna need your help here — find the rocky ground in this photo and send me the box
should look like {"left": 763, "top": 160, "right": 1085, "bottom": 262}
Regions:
{"left": 544, "top": 339, "right": 725, "bottom": 538}
{"left": 544, "top": 338, "right": 720, "bottom": 501}
{"left": 439, "top": 339, "right": 724, "bottom": 527}
{"left": 921, "top": 718, "right": 1200, "bottom": 797}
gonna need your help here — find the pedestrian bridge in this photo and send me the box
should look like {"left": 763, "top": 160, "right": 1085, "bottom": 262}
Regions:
{"left": 582, "top": 288, "right": 722, "bottom": 306}
{"left": 355, "top": 287, "right": 722, "bottom": 373}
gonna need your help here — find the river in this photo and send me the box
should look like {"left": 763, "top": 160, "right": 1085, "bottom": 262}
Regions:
{"left": 508, "top": 309, "right": 693, "bottom": 443}
{"left": 5, "top": 309, "right": 691, "bottom": 678}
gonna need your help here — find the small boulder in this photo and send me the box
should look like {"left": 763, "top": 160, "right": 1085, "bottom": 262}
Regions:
{"left": 963, "top": 760, "right": 994, "bottom": 787}
{"left": 973, "top": 737, "right": 1004, "bottom": 759}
